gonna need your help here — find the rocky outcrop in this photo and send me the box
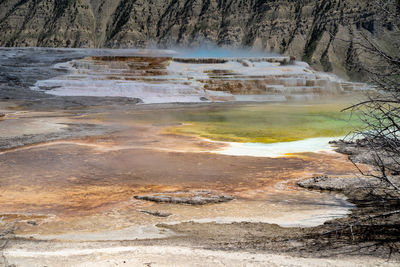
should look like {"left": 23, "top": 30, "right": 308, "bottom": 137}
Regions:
{"left": 139, "top": 210, "right": 172, "bottom": 217}
{"left": 134, "top": 191, "right": 234, "bottom": 205}
{"left": 298, "top": 175, "right": 400, "bottom": 206}
{"left": 0, "top": 0, "right": 399, "bottom": 79}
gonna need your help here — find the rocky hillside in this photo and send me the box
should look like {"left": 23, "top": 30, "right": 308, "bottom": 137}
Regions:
{"left": 0, "top": 0, "right": 399, "bottom": 79}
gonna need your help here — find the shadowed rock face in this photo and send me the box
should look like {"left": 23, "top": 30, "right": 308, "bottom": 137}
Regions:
{"left": 0, "top": 0, "right": 399, "bottom": 79}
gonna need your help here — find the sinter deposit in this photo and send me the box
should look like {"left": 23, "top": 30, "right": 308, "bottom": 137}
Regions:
{"left": 32, "top": 50, "right": 370, "bottom": 104}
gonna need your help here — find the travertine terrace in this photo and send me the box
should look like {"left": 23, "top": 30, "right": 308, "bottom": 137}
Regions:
{"left": 32, "top": 50, "right": 370, "bottom": 103}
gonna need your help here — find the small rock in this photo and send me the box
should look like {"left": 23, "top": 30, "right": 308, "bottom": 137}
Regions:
{"left": 134, "top": 191, "right": 234, "bottom": 205}
{"left": 140, "top": 210, "right": 172, "bottom": 217}
{"left": 27, "top": 220, "right": 37, "bottom": 226}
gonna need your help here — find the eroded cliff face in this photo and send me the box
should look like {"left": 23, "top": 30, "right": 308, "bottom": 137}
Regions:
{"left": 0, "top": 0, "right": 399, "bottom": 79}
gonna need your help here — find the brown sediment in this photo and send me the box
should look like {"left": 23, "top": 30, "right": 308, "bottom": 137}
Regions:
{"left": 0, "top": 214, "right": 48, "bottom": 222}
{"left": 0, "top": 131, "right": 359, "bottom": 218}
{"left": 0, "top": 103, "right": 365, "bottom": 240}
{"left": 75, "top": 56, "right": 173, "bottom": 79}
{"left": 200, "top": 76, "right": 337, "bottom": 95}
{"left": 204, "top": 69, "right": 237, "bottom": 75}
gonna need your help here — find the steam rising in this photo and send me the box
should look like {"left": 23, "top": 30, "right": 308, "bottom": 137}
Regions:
{"left": 174, "top": 44, "right": 278, "bottom": 58}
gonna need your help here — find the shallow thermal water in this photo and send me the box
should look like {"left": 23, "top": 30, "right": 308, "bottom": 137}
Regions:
{"left": 0, "top": 48, "right": 367, "bottom": 248}
{"left": 212, "top": 137, "right": 336, "bottom": 157}
{"left": 124, "top": 100, "right": 363, "bottom": 156}
{"left": 0, "top": 102, "right": 361, "bottom": 239}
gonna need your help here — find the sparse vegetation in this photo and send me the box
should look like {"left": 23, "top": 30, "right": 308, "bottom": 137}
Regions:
{"left": 346, "top": 0, "right": 400, "bottom": 199}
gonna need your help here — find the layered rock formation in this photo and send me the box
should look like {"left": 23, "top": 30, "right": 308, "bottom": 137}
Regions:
{"left": 0, "top": 0, "right": 399, "bottom": 79}
{"left": 31, "top": 50, "right": 369, "bottom": 103}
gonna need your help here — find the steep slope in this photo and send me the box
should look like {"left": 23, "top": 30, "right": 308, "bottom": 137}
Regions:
{"left": 0, "top": 0, "right": 399, "bottom": 79}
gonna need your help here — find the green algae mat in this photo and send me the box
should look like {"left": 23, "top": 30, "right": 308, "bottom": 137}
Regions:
{"left": 134, "top": 99, "right": 363, "bottom": 144}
